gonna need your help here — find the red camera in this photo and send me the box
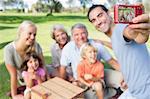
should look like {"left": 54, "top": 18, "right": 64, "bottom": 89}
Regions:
{"left": 114, "top": 5, "right": 144, "bottom": 24}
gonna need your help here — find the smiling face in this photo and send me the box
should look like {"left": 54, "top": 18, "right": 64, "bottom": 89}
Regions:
{"left": 89, "top": 7, "right": 112, "bottom": 33}
{"left": 27, "top": 56, "right": 39, "bottom": 72}
{"left": 72, "top": 28, "right": 88, "bottom": 48}
{"left": 83, "top": 45, "right": 97, "bottom": 64}
{"left": 54, "top": 30, "right": 68, "bottom": 47}
{"left": 19, "top": 25, "right": 37, "bottom": 46}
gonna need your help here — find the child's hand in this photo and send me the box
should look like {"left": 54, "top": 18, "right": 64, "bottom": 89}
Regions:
{"left": 32, "top": 72, "right": 40, "bottom": 80}
{"left": 87, "top": 82, "right": 93, "bottom": 87}
{"left": 84, "top": 74, "right": 93, "bottom": 80}
{"left": 72, "top": 81, "right": 78, "bottom": 86}
{"left": 32, "top": 72, "right": 43, "bottom": 84}
{"left": 28, "top": 66, "right": 34, "bottom": 73}
{"left": 121, "top": 79, "right": 128, "bottom": 90}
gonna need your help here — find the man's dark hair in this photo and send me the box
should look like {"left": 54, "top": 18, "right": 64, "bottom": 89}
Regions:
{"left": 87, "top": 4, "right": 108, "bottom": 22}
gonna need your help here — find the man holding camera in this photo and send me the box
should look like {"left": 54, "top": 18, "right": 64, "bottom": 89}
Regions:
{"left": 87, "top": 4, "right": 150, "bottom": 99}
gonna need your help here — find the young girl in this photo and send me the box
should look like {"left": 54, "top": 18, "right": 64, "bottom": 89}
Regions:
{"left": 21, "top": 52, "right": 46, "bottom": 99}
{"left": 77, "top": 43, "right": 105, "bottom": 99}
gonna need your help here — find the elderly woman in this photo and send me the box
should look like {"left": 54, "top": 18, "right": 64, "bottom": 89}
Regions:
{"left": 47, "top": 24, "right": 73, "bottom": 80}
{"left": 4, "top": 20, "right": 46, "bottom": 99}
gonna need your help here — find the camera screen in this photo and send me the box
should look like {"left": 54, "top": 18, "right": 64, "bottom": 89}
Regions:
{"left": 118, "top": 6, "right": 135, "bottom": 22}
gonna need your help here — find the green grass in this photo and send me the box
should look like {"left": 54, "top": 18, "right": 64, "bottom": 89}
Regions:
{"left": 0, "top": 12, "right": 149, "bottom": 98}
{"left": 0, "top": 12, "right": 106, "bottom": 98}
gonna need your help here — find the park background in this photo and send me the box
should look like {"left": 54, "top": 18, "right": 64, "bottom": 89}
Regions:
{"left": 0, "top": 0, "right": 150, "bottom": 98}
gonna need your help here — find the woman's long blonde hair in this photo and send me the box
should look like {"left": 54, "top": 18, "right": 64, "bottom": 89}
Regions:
{"left": 17, "top": 20, "right": 37, "bottom": 54}
{"left": 17, "top": 20, "right": 36, "bottom": 38}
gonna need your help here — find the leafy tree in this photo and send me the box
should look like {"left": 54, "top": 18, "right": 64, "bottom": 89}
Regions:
{"left": 80, "top": 0, "right": 91, "bottom": 13}
{"left": 46, "top": 0, "right": 62, "bottom": 16}
{"left": 54, "top": 1, "right": 62, "bottom": 12}
{"left": 3, "top": 0, "right": 24, "bottom": 12}
{"left": 3, "top": 0, "right": 18, "bottom": 5}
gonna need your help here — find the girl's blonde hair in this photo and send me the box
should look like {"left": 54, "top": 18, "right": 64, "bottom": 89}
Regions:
{"left": 80, "top": 43, "right": 98, "bottom": 59}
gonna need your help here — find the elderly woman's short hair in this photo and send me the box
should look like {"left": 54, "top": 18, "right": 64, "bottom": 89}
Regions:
{"left": 51, "top": 24, "right": 67, "bottom": 40}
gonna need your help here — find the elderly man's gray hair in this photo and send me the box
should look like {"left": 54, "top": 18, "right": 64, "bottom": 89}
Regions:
{"left": 71, "top": 23, "right": 88, "bottom": 35}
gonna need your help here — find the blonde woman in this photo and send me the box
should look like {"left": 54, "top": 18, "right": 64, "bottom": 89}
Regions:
{"left": 4, "top": 20, "right": 46, "bottom": 99}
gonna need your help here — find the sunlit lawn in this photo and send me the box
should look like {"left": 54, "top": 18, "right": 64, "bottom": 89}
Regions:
{"left": 0, "top": 12, "right": 110, "bottom": 98}
{"left": 0, "top": 12, "right": 149, "bottom": 98}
